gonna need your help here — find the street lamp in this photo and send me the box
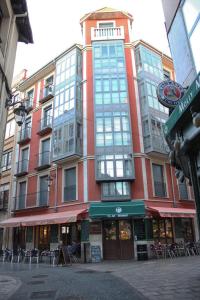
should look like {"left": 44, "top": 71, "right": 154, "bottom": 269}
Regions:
{"left": 5, "top": 97, "right": 28, "bottom": 126}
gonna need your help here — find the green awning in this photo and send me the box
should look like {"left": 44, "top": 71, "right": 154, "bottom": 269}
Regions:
{"left": 89, "top": 201, "right": 145, "bottom": 219}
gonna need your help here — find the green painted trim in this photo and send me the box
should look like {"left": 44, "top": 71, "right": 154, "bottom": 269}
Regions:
{"left": 163, "top": 72, "right": 200, "bottom": 137}
{"left": 89, "top": 200, "right": 145, "bottom": 219}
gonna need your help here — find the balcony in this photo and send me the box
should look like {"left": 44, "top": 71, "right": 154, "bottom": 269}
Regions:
{"left": 39, "top": 84, "right": 54, "bottom": 104}
{"left": 23, "top": 96, "right": 33, "bottom": 112}
{"left": 14, "top": 191, "right": 49, "bottom": 211}
{"left": 17, "top": 127, "right": 31, "bottom": 145}
{"left": 35, "top": 151, "right": 51, "bottom": 171}
{"left": 91, "top": 26, "right": 124, "bottom": 41}
{"left": 15, "top": 159, "right": 29, "bottom": 177}
{"left": 144, "top": 134, "right": 170, "bottom": 158}
{"left": 37, "top": 116, "right": 52, "bottom": 136}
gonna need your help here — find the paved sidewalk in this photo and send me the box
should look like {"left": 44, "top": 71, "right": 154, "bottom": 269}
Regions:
{"left": 77, "top": 256, "right": 200, "bottom": 300}
{"left": 0, "top": 274, "right": 21, "bottom": 300}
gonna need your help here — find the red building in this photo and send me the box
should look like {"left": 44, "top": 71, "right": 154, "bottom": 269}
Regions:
{"left": 0, "top": 7, "right": 196, "bottom": 260}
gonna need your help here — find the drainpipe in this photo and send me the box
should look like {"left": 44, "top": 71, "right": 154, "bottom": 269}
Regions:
{"left": 170, "top": 164, "right": 177, "bottom": 242}
{"left": 54, "top": 164, "right": 58, "bottom": 212}
{"left": 170, "top": 165, "right": 176, "bottom": 208}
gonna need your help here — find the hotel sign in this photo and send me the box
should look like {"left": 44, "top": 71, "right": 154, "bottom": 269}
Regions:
{"left": 163, "top": 72, "right": 200, "bottom": 137}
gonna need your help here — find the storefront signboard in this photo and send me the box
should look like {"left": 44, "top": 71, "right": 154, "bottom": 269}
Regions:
{"left": 89, "top": 201, "right": 145, "bottom": 219}
{"left": 163, "top": 72, "right": 200, "bottom": 137}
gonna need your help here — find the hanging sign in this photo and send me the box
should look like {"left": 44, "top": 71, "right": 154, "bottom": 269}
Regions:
{"left": 156, "top": 79, "right": 184, "bottom": 108}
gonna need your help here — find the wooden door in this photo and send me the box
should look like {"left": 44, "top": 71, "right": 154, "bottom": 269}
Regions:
{"left": 103, "top": 219, "right": 134, "bottom": 260}
{"left": 118, "top": 220, "right": 134, "bottom": 259}
{"left": 103, "top": 220, "right": 119, "bottom": 259}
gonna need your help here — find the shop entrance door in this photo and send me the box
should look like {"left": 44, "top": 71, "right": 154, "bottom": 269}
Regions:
{"left": 103, "top": 219, "right": 133, "bottom": 260}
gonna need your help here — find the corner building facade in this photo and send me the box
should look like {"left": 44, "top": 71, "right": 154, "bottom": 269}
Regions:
{"left": 1, "top": 7, "right": 196, "bottom": 261}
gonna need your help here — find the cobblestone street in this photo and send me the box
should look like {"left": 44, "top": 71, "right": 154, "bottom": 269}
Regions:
{"left": 0, "top": 256, "right": 200, "bottom": 299}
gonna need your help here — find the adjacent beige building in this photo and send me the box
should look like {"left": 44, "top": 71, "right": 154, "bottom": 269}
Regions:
{"left": 0, "top": 0, "right": 33, "bottom": 164}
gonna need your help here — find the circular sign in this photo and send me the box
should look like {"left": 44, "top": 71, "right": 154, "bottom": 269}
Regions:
{"left": 156, "top": 80, "right": 184, "bottom": 108}
{"left": 116, "top": 207, "right": 122, "bottom": 214}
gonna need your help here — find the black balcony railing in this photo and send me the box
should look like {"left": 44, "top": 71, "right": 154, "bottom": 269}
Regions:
{"left": 15, "top": 159, "right": 29, "bottom": 176}
{"left": 15, "top": 193, "right": 26, "bottom": 210}
{"left": 64, "top": 185, "right": 76, "bottom": 202}
{"left": 38, "top": 116, "right": 52, "bottom": 135}
{"left": 39, "top": 84, "right": 54, "bottom": 103}
{"left": 14, "top": 191, "right": 49, "bottom": 210}
{"left": 17, "top": 127, "right": 31, "bottom": 144}
{"left": 36, "top": 151, "right": 51, "bottom": 170}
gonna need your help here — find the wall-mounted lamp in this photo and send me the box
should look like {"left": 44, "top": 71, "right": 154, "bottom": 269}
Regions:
{"left": 5, "top": 97, "right": 28, "bottom": 126}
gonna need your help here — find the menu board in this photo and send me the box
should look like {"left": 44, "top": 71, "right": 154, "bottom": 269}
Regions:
{"left": 91, "top": 245, "right": 101, "bottom": 263}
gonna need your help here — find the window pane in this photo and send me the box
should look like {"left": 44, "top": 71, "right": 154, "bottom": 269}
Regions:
{"left": 64, "top": 167, "right": 76, "bottom": 201}
{"left": 116, "top": 182, "right": 123, "bottom": 195}
{"left": 104, "top": 118, "right": 112, "bottom": 132}
{"left": 119, "top": 220, "right": 131, "bottom": 240}
{"left": 104, "top": 221, "right": 116, "bottom": 240}
{"left": 96, "top": 133, "right": 104, "bottom": 146}
{"left": 96, "top": 118, "right": 103, "bottom": 132}
{"left": 96, "top": 94, "right": 103, "bottom": 104}
{"left": 116, "top": 160, "right": 123, "bottom": 177}
{"left": 114, "top": 133, "right": 122, "bottom": 145}
{"left": 190, "top": 20, "right": 200, "bottom": 73}
{"left": 114, "top": 117, "right": 121, "bottom": 131}
{"left": 106, "top": 161, "right": 114, "bottom": 177}
{"left": 152, "top": 164, "right": 166, "bottom": 197}
{"left": 105, "top": 133, "right": 113, "bottom": 146}
{"left": 183, "top": 0, "right": 200, "bottom": 33}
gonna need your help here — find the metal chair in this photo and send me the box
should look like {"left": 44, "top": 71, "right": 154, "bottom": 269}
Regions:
{"left": 11, "top": 249, "right": 20, "bottom": 263}
{"left": 30, "top": 249, "right": 39, "bottom": 264}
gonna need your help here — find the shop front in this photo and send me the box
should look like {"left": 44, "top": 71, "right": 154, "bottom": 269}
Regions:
{"left": 0, "top": 208, "right": 87, "bottom": 251}
{"left": 147, "top": 206, "right": 196, "bottom": 244}
{"left": 89, "top": 200, "right": 145, "bottom": 260}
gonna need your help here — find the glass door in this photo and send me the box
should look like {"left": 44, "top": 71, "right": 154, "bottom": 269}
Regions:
{"left": 119, "top": 220, "right": 134, "bottom": 259}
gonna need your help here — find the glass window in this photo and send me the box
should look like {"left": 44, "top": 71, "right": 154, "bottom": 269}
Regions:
{"left": 190, "top": 20, "right": 200, "bottom": 73}
{"left": 102, "top": 181, "right": 130, "bottom": 199}
{"left": 1, "top": 151, "right": 12, "bottom": 171}
{"left": 152, "top": 219, "right": 173, "bottom": 244}
{"left": 119, "top": 220, "right": 131, "bottom": 240}
{"left": 99, "top": 22, "right": 114, "bottom": 28}
{"left": 104, "top": 221, "right": 117, "bottom": 240}
{"left": 183, "top": 0, "right": 200, "bottom": 33}
{"left": 5, "top": 119, "right": 15, "bottom": 139}
{"left": 179, "top": 179, "right": 188, "bottom": 200}
{"left": 64, "top": 167, "right": 76, "bottom": 201}
{"left": 116, "top": 160, "right": 123, "bottom": 177}
{"left": 152, "top": 163, "right": 166, "bottom": 197}
{"left": 97, "top": 154, "right": 133, "bottom": 180}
